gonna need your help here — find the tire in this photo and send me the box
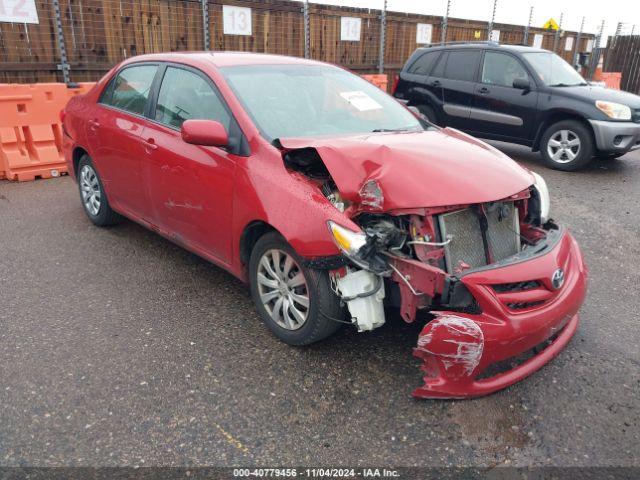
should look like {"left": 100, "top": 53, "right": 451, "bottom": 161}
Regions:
{"left": 77, "top": 154, "right": 122, "bottom": 226}
{"left": 540, "top": 120, "right": 594, "bottom": 171}
{"left": 417, "top": 104, "right": 441, "bottom": 126}
{"left": 249, "top": 232, "right": 343, "bottom": 346}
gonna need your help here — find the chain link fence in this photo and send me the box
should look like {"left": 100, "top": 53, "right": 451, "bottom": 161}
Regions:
{"left": 0, "top": 0, "right": 596, "bottom": 85}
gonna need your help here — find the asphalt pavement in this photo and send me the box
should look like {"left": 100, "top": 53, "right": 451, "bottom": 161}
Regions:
{"left": 0, "top": 145, "right": 638, "bottom": 468}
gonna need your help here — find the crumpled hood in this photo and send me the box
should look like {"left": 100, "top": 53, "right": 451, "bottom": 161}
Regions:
{"left": 279, "top": 128, "right": 534, "bottom": 210}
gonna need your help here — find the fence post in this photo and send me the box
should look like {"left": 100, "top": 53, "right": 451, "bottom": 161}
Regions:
{"left": 201, "top": 0, "right": 210, "bottom": 51}
{"left": 573, "top": 16, "right": 585, "bottom": 68}
{"left": 303, "top": 0, "right": 310, "bottom": 59}
{"left": 378, "top": 0, "right": 386, "bottom": 74}
{"left": 487, "top": 0, "right": 498, "bottom": 40}
{"left": 52, "top": 0, "right": 70, "bottom": 84}
{"left": 441, "top": 0, "right": 450, "bottom": 45}
{"left": 604, "top": 22, "right": 622, "bottom": 71}
{"left": 523, "top": 6, "right": 533, "bottom": 45}
{"left": 631, "top": 25, "right": 636, "bottom": 36}
{"left": 588, "top": 20, "right": 605, "bottom": 80}
{"left": 553, "top": 13, "right": 563, "bottom": 52}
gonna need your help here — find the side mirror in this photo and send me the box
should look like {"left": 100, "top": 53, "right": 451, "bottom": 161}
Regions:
{"left": 513, "top": 77, "right": 531, "bottom": 91}
{"left": 181, "top": 119, "right": 228, "bottom": 147}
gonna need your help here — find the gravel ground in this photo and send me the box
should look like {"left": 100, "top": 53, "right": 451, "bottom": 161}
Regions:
{"left": 0, "top": 145, "right": 638, "bottom": 468}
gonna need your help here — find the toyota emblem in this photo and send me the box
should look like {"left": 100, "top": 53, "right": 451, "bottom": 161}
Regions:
{"left": 551, "top": 268, "right": 565, "bottom": 290}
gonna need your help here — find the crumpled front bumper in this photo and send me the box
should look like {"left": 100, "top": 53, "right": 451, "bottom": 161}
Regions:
{"left": 413, "top": 229, "right": 587, "bottom": 399}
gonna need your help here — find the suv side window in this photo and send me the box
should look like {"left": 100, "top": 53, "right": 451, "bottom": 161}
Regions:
{"left": 101, "top": 64, "right": 158, "bottom": 116}
{"left": 431, "top": 52, "right": 447, "bottom": 77}
{"left": 155, "top": 67, "right": 232, "bottom": 130}
{"left": 443, "top": 50, "right": 481, "bottom": 82}
{"left": 482, "top": 51, "right": 529, "bottom": 87}
{"left": 407, "top": 51, "right": 441, "bottom": 75}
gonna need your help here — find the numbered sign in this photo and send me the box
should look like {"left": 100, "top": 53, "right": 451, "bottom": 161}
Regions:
{"left": 341, "top": 17, "right": 361, "bottom": 42}
{"left": 416, "top": 23, "right": 433, "bottom": 45}
{"left": 223, "top": 5, "right": 252, "bottom": 36}
{"left": 586, "top": 39, "right": 594, "bottom": 53}
{"left": 533, "top": 34, "right": 544, "bottom": 49}
{"left": 564, "top": 36, "right": 574, "bottom": 51}
{"left": 490, "top": 30, "right": 500, "bottom": 42}
{"left": 0, "top": 0, "right": 39, "bottom": 24}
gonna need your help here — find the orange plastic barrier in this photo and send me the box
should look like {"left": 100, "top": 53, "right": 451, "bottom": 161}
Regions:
{"left": 0, "top": 82, "right": 95, "bottom": 182}
{"left": 361, "top": 74, "right": 389, "bottom": 92}
{"left": 601, "top": 72, "right": 622, "bottom": 90}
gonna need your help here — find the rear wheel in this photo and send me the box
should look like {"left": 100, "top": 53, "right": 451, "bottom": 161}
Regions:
{"left": 540, "top": 120, "right": 594, "bottom": 171}
{"left": 417, "top": 104, "right": 441, "bottom": 126}
{"left": 77, "top": 155, "right": 121, "bottom": 226}
{"left": 249, "top": 232, "right": 343, "bottom": 346}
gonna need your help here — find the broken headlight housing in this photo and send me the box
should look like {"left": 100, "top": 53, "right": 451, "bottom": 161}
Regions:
{"left": 531, "top": 172, "right": 550, "bottom": 225}
{"left": 328, "top": 221, "right": 367, "bottom": 257}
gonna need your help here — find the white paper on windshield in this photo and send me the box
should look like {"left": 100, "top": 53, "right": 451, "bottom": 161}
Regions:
{"left": 339, "top": 91, "right": 383, "bottom": 111}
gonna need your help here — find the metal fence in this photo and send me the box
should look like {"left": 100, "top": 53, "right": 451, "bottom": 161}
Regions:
{"left": 604, "top": 35, "right": 640, "bottom": 94}
{"left": 0, "top": 0, "right": 596, "bottom": 85}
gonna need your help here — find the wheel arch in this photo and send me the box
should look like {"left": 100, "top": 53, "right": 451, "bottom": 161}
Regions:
{"left": 532, "top": 111, "right": 595, "bottom": 152}
{"left": 72, "top": 146, "right": 89, "bottom": 177}
{"left": 239, "top": 220, "right": 280, "bottom": 271}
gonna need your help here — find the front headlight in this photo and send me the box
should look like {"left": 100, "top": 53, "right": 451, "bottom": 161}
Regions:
{"left": 531, "top": 172, "right": 551, "bottom": 224}
{"left": 595, "top": 100, "right": 632, "bottom": 120}
{"left": 327, "top": 221, "right": 367, "bottom": 256}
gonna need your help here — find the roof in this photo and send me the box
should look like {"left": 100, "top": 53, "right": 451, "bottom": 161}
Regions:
{"left": 121, "top": 51, "right": 327, "bottom": 68}
{"left": 416, "top": 43, "right": 548, "bottom": 54}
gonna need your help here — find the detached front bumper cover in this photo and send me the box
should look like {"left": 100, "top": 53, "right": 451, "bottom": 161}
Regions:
{"left": 412, "top": 229, "right": 587, "bottom": 399}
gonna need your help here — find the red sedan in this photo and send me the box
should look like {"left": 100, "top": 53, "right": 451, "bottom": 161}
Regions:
{"left": 62, "top": 52, "right": 587, "bottom": 399}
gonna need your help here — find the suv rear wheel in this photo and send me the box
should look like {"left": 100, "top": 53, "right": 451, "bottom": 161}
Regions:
{"left": 540, "top": 120, "right": 594, "bottom": 171}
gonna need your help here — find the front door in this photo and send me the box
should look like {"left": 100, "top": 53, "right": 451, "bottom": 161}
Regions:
{"left": 470, "top": 51, "right": 539, "bottom": 140}
{"left": 141, "top": 65, "right": 237, "bottom": 264}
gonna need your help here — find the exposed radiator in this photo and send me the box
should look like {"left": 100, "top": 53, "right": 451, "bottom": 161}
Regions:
{"left": 438, "top": 202, "right": 520, "bottom": 273}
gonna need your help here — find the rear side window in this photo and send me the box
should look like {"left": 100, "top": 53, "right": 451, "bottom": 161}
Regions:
{"left": 408, "top": 51, "right": 441, "bottom": 75}
{"left": 155, "top": 67, "right": 231, "bottom": 130}
{"left": 102, "top": 65, "right": 158, "bottom": 115}
{"left": 431, "top": 52, "right": 447, "bottom": 77}
{"left": 443, "top": 50, "right": 481, "bottom": 82}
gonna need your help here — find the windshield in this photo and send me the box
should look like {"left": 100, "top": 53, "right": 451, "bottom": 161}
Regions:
{"left": 522, "top": 52, "right": 587, "bottom": 87}
{"left": 220, "top": 64, "right": 422, "bottom": 140}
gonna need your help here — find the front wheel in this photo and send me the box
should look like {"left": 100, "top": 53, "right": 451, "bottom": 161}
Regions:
{"left": 249, "top": 232, "right": 343, "bottom": 346}
{"left": 540, "top": 120, "right": 594, "bottom": 171}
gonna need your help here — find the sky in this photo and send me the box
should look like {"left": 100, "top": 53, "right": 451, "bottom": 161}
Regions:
{"left": 299, "top": 0, "right": 640, "bottom": 41}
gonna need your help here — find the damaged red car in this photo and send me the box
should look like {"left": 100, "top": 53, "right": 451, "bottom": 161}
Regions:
{"left": 62, "top": 53, "right": 588, "bottom": 399}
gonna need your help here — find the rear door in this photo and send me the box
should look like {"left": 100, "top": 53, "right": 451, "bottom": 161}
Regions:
{"left": 470, "top": 50, "right": 539, "bottom": 140}
{"left": 141, "top": 64, "right": 238, "bottom": 263}
{"left": 395, "top": 50, "right": 443, "bottom": 114}
{"left": 90, "top": 63, "right": 159, "bottom": 219}
{"left": 439, "top": 49, "right": 482, "bottom": 129}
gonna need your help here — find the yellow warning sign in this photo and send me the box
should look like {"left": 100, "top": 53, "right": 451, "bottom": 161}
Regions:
{"left": 474, "top": 30, "right": 481, "bottom": 39}
{"left": 542, "top": 18, "right": 559, "bottom": 30}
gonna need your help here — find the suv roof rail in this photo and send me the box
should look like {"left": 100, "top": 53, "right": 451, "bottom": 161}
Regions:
{"left": 420, "top": 40, "right": 501, "bottom": 47}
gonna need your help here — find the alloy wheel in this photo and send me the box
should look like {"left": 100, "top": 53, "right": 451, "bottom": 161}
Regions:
{"left": 547, "top": 129, "right": 581, "bottom": 164}
{"left": 256, "top": 249, "right": 310, "bottom": 331}
{"left": 79, "top": 164, "right": 101, "bottom": 216}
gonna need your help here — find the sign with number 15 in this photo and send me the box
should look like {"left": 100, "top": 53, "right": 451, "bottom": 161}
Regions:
{"left": 0, "top": 0, "right": 39, "bottom": 24}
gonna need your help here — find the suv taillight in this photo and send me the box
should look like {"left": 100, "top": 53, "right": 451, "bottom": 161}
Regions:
{"left": 391, "top": 75, "right": 399, "bottom": 94}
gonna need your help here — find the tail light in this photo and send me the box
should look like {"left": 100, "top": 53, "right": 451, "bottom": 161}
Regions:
{"left": 391, "top": 75, "right": 399, "bottom": 94}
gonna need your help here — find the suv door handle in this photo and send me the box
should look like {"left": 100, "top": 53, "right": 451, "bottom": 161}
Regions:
{"left": 430, "top": 80, "right": 441, "bottom": 87}
{"left": 478, "top": 87, "right": 490, "bottom": 94}
{"left": 142, "top": 137, "right": 158, "bottom": 150}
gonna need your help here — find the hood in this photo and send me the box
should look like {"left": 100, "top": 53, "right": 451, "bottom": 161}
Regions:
{"left": 279, "top": 128, "right": 533, "bottom": 210}
{"left": 555, "top": 84, "right": 640, "bottom": 109}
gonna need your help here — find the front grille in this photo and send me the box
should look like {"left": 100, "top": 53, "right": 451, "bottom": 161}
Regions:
{"left": 438, "top": 202, "right": 520, "bottom": 273}
{"left": 492, "top": 280, "right": 541, "bottom": 293}
{"left": 506, "top": 300, "right": 545, "bottom": 310}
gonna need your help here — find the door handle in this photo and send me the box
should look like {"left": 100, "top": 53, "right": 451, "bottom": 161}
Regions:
{"left": 430, "top": 80, "right": 441, "bottom": 87}
{"left": 478, "top": 87, "right": 490, "bottom": 95}
{"left": 142, "top": 137, "right": 158, "bottom": 151}
{"left": 88, "top": 119, "right": 100, "bottom": 130}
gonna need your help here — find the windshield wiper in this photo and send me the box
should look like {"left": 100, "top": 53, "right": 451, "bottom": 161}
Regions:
{"left": 549, "top": 82, "right": 587, "bottom": 87}
{"left": 372, "top": 127, "right": 417, "bottom": 133}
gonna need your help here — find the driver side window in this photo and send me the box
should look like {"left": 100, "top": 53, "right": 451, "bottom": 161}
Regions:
{"left": 482, "top": 52, "right": 529, "bottom": 88}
